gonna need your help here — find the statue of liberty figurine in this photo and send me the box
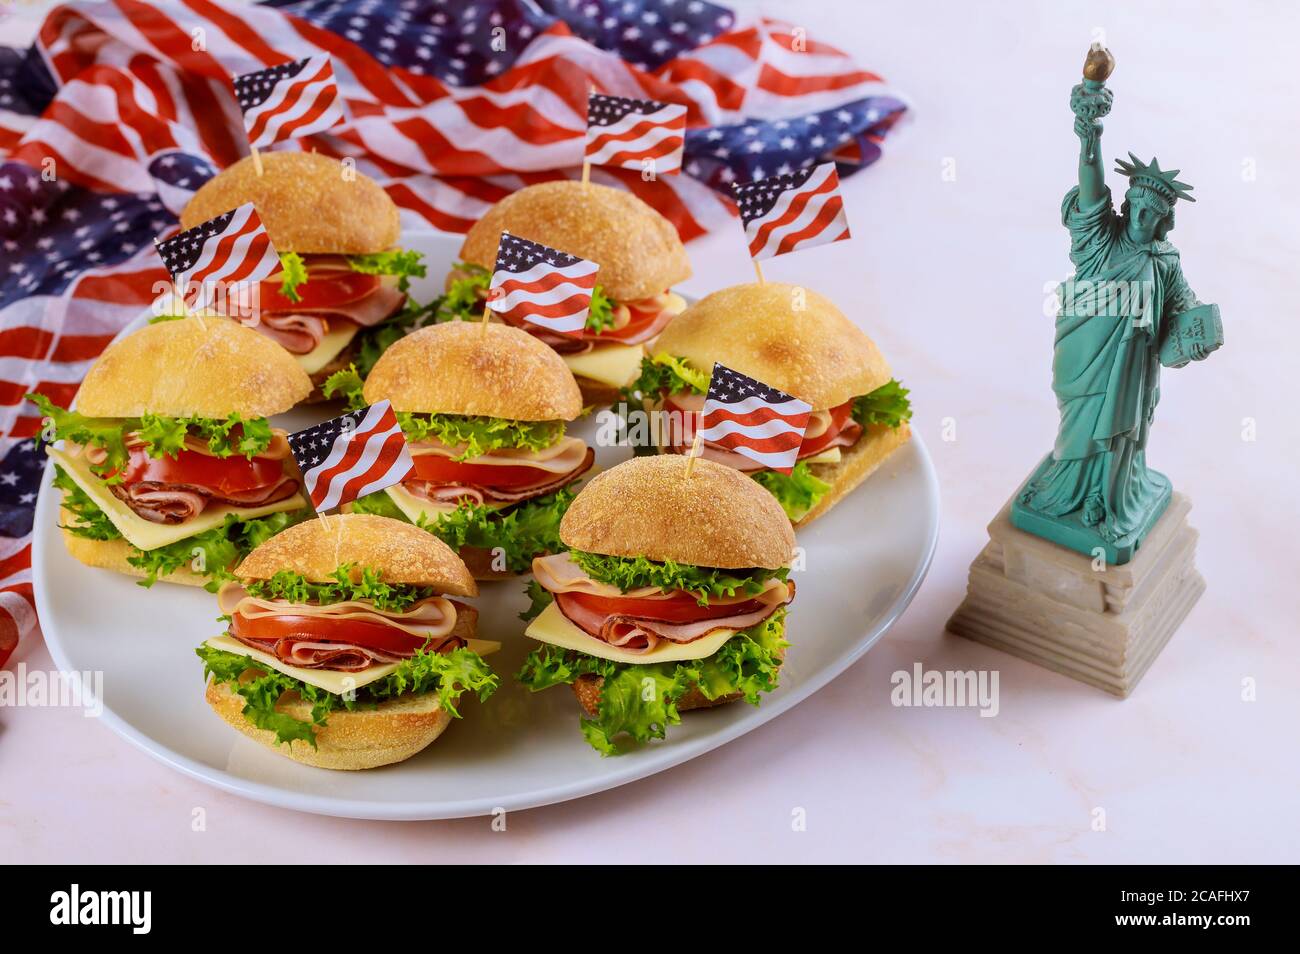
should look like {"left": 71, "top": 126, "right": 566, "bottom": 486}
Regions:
{"left": 1012, "top": 45, "right": 1222, "bottom": 565}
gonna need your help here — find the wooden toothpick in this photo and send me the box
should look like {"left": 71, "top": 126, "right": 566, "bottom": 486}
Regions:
{"left": 752, "top": 258, "right": 765, "bottom": 285}
{"left": 250, "top": 145, "right": 264, "bottom": 177}
{"left": 683, "top": 432, "right": 703, "bottom": 479}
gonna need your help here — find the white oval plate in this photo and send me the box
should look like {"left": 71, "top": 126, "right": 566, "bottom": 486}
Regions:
{"left": 32, "top": 231, "right": 939, "bottom": 820}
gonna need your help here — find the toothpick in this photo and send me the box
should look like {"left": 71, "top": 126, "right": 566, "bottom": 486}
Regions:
{"left": 250, "top": 145, "right": 264, "bottom": 177}
{"left": 684, "top": 432, "right": 703, "bottom": 479}
{"left": 752, "top": 258, "right": 765, "bottom": 285}
{"left": 581, "top": 83, "right": 593, "bottom": 186}
{"left": 481, "top": 301, "right": 492, "bottom": 336}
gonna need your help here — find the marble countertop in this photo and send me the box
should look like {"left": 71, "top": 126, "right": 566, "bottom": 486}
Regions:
{"left": 4, "top": 0, "right": 1298, "bottom": 863}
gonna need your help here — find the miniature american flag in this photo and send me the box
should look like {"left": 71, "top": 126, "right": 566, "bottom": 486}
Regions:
{"left": 288, "top": 401, "right": 415, "bottom": 513}
{"left": 698, "top": 363, "right": 812, "bottom": 474}
{"left": 153, "top": 203, "right": 279, "bottom": 310}
{"left": 732, "top": 162, "right": 851, "bottom": 261}
{"left": 234, "top": 55, "right": 344, "bottom": 150}
{"left": 585, "top": 92, "right": 687, "bottom": 176}
{"left": 487, "top": 232, "right": 599, "bottom": 337}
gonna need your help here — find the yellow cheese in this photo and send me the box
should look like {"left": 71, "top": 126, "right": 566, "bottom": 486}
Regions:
{"left": 382, "top": 482, "right": 508, "bottom": 525}
{"left": 524, "top": 601, "right": 739, "bottom": 664}
{"left": 564, "top": 342, "right": 644, "bottom": 389}
{"left": 49, "top": 447, "right": 307, "bottom": 553}
{"left": 803, "top": 446, "right": 842, "bottom": 466}
{"left": 296, "top": 323, "right": 359, "bottom": 375}
{"left": 204, "top": 634, "right": 399, "bottom": 694}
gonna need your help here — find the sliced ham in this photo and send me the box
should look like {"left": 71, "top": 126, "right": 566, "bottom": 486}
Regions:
{"left": 257, "top": 312, "right": 327, "bottom": 354}
{"left": 110, "top": 476, "right": 299, "bottom": 524}
{"left": 218, "top": 585, "right": 461, "bottom": 640}
{"left": 403, "top": 441, "right": 594, "bottom": 506}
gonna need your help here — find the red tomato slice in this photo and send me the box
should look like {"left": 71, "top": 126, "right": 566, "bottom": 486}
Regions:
{"left": 562, "top": 590, "right": 765, "bottom": 623}
{"left": 121, "top": 448, "right": 284, "bottom": 496}
{"left": 230, "top": 612, "right": 429, "bottom": 655}
{"left": 797, "top": 400, "right": 855, "bottom": 458}
{"left": 586, "top": 298, "right": 670, "bottom": 343}
{"left": 260, "top": 269, "right": 380, "bottom": 312}
{"left": 410, "top": 453, "right": 553, "bottom": 490}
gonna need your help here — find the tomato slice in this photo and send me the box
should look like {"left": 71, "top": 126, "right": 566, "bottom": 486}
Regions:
{"left": 260, "top": 268, "right": 380, "bottom": 312}
{"left": 561, "top": 590, "right": 765, "bottom": 623}
{"left": 797, "top": 400, "right": 856, "bottom": 458}
{"left": 410, "top": 453, "right": 553, "bottom": 490}
{"left": 120, "top": 447, "right": 284, "bottom": 496}
{"left": 230, "top": 612, "right": 430, "bottom": 655}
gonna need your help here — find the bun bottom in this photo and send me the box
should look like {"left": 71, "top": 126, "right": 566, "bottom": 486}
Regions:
{"left": 205, "top": 680, "right": 452, "bottom": 771}
{"left": 798, "top": 422, "right": 911, "bottom": 527}
{"left": 60, "top": 520, "right": 209, "bottom": 587}
{"left": 576, "top": 376, "right": 622, "bottom": 408}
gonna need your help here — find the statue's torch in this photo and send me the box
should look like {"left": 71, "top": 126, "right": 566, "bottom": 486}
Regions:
{"left": 1071, "top": 43, "right": 1116, "bottom": 163}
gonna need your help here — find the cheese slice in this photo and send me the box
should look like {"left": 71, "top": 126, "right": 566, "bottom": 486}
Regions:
{"left": 525, "top": 601, "right": 740, "bottom": 665}
{"left": 802, "top": 446, "right": 843, "bottom": 466}
{"left": 49, "top": 447, "right": 306, "bottom": 553}
{"left": 204, "top": 629, "right": 501, "bottom": 695}
{"left": 296, "top": 323, "right": 359, "bottom": 375}
{"left": 564, "top": 342, "right": 644, "bottom": 389}
{"left": 383, "top": 482, "right": 509, "bottom": 525}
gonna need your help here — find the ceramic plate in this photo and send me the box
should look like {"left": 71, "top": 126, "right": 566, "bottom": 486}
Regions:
{"left": 32, "top": 231, "right": 940, "bottom": 820}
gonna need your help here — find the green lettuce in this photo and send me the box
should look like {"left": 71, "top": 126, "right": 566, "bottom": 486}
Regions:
{"left": 126, "top": 508, "right": 309, "bottom": 590}
{"left": 517, "top": 610, "right": 788, "bottom": 755}
{"left": 623, "top": 352, "right": 709, "bottom": 402}
{"left": 751, "top": 461, "right": 832, "bottom": 523}
{"left": 244, "top": 565, "right": 436, "bottom": 613}
{"left": 197, "top": 644, "right": 498, "bottom": 748}
{"left": 347, "top": 249, "right": 427, "bottom": 291}
{"left": 52, "top": 465, "right": 120, "bottom": 541}
{"left": 569, "top": 550, "right": 788, "bottom": 606}
{"left": 277, "top": 251, "right": 311, "bottom": 303}
{"left": 851, "top": 379, "right": 912, "bottom": 429}
{"left": 519, "top": 577, "right": 554, "bottom": 622}
{"left": 396, "top": 413, "right": 566, "bottom": 460}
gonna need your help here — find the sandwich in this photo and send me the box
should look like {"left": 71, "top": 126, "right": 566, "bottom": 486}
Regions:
{"left": 180, "top": 151, "right": 427, "bottom": 398}
{"left": 328, "top": 321, "right": 593, "bottom": 579}
{"left": 627, "top": 282, "right": 912, "bottom": 526}
{"left": 517, "top": 454, "right": 796, "bottom": 755}
{"left": 197, "top": 513, "right": 498, "bottom": 770}
{"left": 30, "top": 317, "right": 312, "bottom": 588}
{"left": 440, "top": 180, "right": 691, "bottom": 405}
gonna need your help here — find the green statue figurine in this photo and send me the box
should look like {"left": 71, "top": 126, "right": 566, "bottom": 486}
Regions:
{"left": 1011, "top": 44, "right": 1224, "bottom": 565}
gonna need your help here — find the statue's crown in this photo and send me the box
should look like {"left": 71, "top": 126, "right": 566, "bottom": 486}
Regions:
{"left": 1115, "top": 153, "right": 1195, "bottom": 204}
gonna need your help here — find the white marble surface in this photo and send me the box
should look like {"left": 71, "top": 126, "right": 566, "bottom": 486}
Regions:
{"left": 3, "top": 0, "right": 1298, "bottom": 863}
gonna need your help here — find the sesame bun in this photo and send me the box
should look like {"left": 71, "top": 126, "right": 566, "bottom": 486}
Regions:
{"left": 181, "top": 152, "right": 399, "bottom": 254}
{"left": 362, "top": 321, "right": 582, "bottom": 422}
{"left": 653, "top": 282, "right": 893, "bottom": 410}
{"left": 559, "top": 455, "right": 795, "bottom": 569}
{"left": 76, "top": 317, "right": 310, "bottom": 418}
{"left": 205, "top": 679, "right": 452, "bottom": 771}
{"left": 235, "top": 513, "right": 478, "bottom": 597}
{"left": 457, "top": 181, "right": 691, "bottom": 302}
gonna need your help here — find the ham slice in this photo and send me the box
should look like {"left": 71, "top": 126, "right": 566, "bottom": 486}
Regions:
{"left": 110, "top": 476, "right": 299, "bottom": 524}
{"left": 249, "top": 273, "right": 407, "bottom": 355}
{"left": 403, "top": 441, "right": 594, "bottom": 506}
{"left": 257, "top": 313, "right": 327, "bottom": 354}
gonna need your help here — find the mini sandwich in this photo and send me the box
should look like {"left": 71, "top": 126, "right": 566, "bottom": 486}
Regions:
{"left": 197, "top": 514, "right": 498, "bottom": 770}
{"left": 180, "top": 151, "right": 425, "bottom": 397}
{"left": 630, "top": 282, "right": 913, "bottom": 526}
{"left": 443, "top": 181, "right": 691, "bottom": 405}
{"left": 31, "top": 317, "right": 311, "bottom": 588}
{"left": 518, "top": 454, "right": 796, "bottom": 755}
{"left": 333, "top": 321, "right": 593, "bottom": 579}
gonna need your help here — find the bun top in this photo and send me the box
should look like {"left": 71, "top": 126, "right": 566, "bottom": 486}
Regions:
{"left": 180, "top": 152, "right": 399, "bottom": 254}
{"left": 653, "top": 282, "right": 893, "bottom": 410}
{"left": 560, "top": 455, "right": 795, "bottom": 569}
{"left": 77, "top": 317, "right": 311, "bottom": 418}
{"left": 458, "top": 181, "right": 691, "bottom": 301}
{"left": 363, "top": 321, "right": 582, "bottom": 421}
{"left": 235, "top": 513, "right": 478, "bottom": 597}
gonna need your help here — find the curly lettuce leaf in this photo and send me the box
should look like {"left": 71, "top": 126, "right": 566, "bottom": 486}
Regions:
{"left": 436, "top": 262, "right": 491, "bottom": 322}
{"left": 623, "top": 352, "right": 709, "bottom": 403}
{"left": 127, "top": 507, "right": 309, "bottom": 591}
{"left": 51, "top": 465, "right": 121, "bottom": 541}
{"left": 583, "top": 285, "right": 615, "bottom": 334}
{"left": 851, "top": 379, "right": 912, "bottom": 430}
{"left": 243, "top": 564, "right": 436, "bottom": 612}
{"left": 569, "top": 550, "right": 788, "bottom": 606}
{"left": 519, "top": 577, "right": 554, "bottom": 622}
{"left": 322, "top": 365, "right": 367, "bottom": 410}
{"left": 347, "top": 249, "right": 427, "bottom": 292}
{"left": 517, "top": 610, "right": 787, "bottom": 755}
{"left": 277, "top": 251, "right": 310, "bottom": 303}
{"left": 197, "top": 644, "right": 498, "bottom": 747}
{"left": 396, "top": 413, "right": 566, "bottom": 460}
{"left": 348, "top": 489, "right": 407, "bottom": 520}
{"left": 28, "top": 394, "right": 131, "bottom": 478}
{"left": 751, "top": 460, "right": 831, "bottom": 524}
{"left": 419, "top": 487, "right": 575, "bottom": 573}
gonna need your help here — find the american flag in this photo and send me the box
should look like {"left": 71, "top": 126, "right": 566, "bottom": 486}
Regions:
{"left": 732, "top": 162, "right": 850, "bottom": 261}
{"left": 288, "top": 400, "right": 415, "bottom": 513}
{"left": 585, "top": 92, "right": 687, "bottom": 175}
{"left": 0, "top": 0, "right": 905, "bottom": 666}
{"left": 235, "top": 55, "right": 344, "bottom": 150}
{"left": 154, "top": 203, "right": 280, "bottom": 311}
{"left": 698, "top": 363, "right": 812, "bottom": 474}
{"left": 487, "top": 232, "right": 598, "bottom": 337}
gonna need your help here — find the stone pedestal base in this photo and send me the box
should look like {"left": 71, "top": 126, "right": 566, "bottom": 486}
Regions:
{"left": 946, "top": 492, "right": 1204, "bottom": 697}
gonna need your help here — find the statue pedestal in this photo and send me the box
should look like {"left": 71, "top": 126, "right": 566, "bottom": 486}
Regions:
{"left": 946, "top": 492, "right": 1204, "bottom": 697}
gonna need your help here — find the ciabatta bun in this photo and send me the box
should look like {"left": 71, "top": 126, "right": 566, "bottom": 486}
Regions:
{"left": 235, "top": 513, "right": 478, "bottom": 597}
{"left": 181, "top": 152, "right": 399, "bottom": 254}
{"left": 457, "top": 181, "right": 690, "bottom": 302}
{"left": 76, "top": 317, "right": 311, "bottom": 418}
{"left": 653, "top": 282, "right": 893, "bottom": 410}
{"left": 362, "top": 321, "right": 582, "bottom": 422}
{"left": 205, "top": 679, "right": 452, "bottom": 770}
{"left": 798, "top": 422, "right": 912, "bottom": 526}
{"left": 559, "top": 455, "right": 795, "bottom": 569}
{"left": 59, "top": 514, "right": 210, "bottom": 587}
